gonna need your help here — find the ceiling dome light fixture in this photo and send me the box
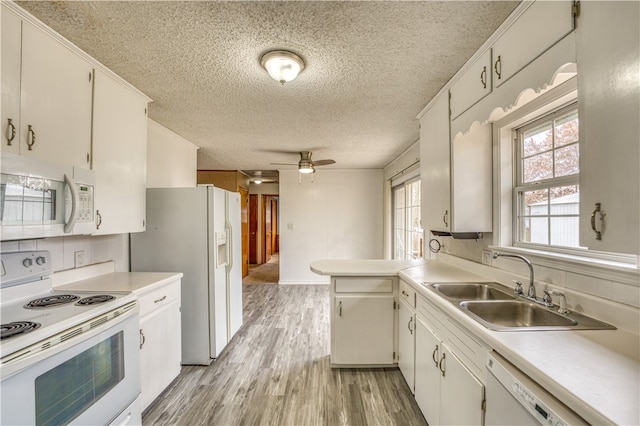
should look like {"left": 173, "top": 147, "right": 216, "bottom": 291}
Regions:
{"left": 261, "top": 50, "right": 305, "bottom": 85}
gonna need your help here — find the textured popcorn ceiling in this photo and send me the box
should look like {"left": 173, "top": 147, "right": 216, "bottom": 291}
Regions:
{"left": 17, "top": 1, "right": 519, "bottom": 172}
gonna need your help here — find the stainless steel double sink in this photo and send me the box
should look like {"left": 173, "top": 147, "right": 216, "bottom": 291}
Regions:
{"left": 425, "top": 282, "right": 615, "bottom": 331}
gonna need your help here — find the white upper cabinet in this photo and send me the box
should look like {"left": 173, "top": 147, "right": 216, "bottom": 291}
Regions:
{"left": 420, "top": 93, "right": 451, "bottom": 234}
{"left": 421, "top": 92, "right": 492, "bottom": 235}
{"left": 92, "top": 70, "right": 149, "bottom": 235}
{"left": 17, "top": 16, "right": 93, "bottom": 169}
{"left": 577, "top": 1, "right": 640, "bottom": 254}
{"left": 1, "top": 9, "right": 22, "bottom": 154}
{"left": 492, "top": 1, "right": 574, "bottom": 88}
{"left": 450, "top": 49, "right": 492, "bottom": 120}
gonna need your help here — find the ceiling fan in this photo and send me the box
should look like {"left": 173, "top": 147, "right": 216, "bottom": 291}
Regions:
{"left": 271, "top": 151, "right": 336, "bottom": 174}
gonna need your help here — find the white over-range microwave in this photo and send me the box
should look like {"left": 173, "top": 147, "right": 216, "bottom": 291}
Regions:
{"left": 0, "top": 153, "right": 96, "bottom": 241}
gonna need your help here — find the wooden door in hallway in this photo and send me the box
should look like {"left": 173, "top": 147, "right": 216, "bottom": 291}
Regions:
{"left": 240, "top": 187, "right": 249, "bottom": 278}
{"left": 249, "top": 194, "right": 258, "bottom": 264}
{"left": 261, "top": 195, "right": 279, "bottom": 263}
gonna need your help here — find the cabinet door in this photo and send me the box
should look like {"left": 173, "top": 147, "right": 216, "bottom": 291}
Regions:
{"left": 139, "top": 299, "right": 182, "bottom": 411}
{"left": 332, "top": 295, "right": 394, "bottom": 365}
{"left": 1, "top": 7, "right": 21, "bottom": 154}
{"left": 398, "top": 300, "right": 415, "bottom": 393}
{"left": 420, "top": 92, "right": 451, "bottom": 234}
{"left": 20, "top": 20, "right": 93, "bottom": 169}
{"left": 414, "top": 318, "right": 441, "bottom": 426}
{"left": 492, "top": 1, "right": 573, "bottom": 87}
{"left": 577, "top": 1, "right": 640, "bottom": 254}
{"left": 439, "top": 343, "right": 485, "bottom": 425}
{"left": 450, "top": 49, "right": 492, "bottom": 120}
{"left": 450, "top": 121, "right": 493, "bottom": 233}
{"left": 92, "top": 69, "right": 148, "bottom": 234}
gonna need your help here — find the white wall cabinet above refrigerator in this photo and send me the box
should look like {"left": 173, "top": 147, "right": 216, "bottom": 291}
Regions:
{"left": 1, "top": 4, "right": 93, "bottom": 169}
{"left": 91, "top": 69, "right": 149, "bottom": 235}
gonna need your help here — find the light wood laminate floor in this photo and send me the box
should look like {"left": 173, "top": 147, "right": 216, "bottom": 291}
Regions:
{"left": 143, "top": 284, "right": 427, "bottom": 426}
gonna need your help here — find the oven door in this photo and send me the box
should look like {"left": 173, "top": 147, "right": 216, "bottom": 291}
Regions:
{"left": 0, "top": 311, "right": 141, "bottom": 426}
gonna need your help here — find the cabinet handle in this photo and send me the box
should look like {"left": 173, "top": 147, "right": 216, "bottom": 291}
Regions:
{"left": 154, "top": 295, "right": 167, "bottom": 304}
{"left": 139, "top": 329, "right": 146, "bottom": 349}
{"left": 432, "top": 344, "right": 439, "bottom": 367}
{"left": 96, "top": 210, "right": 102, "bottom": 229}
{"left": 439, "top": 353, "right": 446, "bottom": 377}
{"left": 480, "top": 66, "right": 487, "bottom": 89}
{"left": 408, "top": 317, "right": 413, "bottom": 334}
{"left": 26, "top": 125, "right": 36, "bottom": 150}
{"left": 590, "top": 202, "right": 603, "bottom": 240}
{"left": 443, "top": 210, "right": 449, "bottom": 227}
{"left": 494, "top": 55, "right": 502, "bottom": 80}
{"left": 338, "top": 300, "right": 342, "bottom": 317}
{"left": 5, "top": 119, "right": 16, "bottom": 145}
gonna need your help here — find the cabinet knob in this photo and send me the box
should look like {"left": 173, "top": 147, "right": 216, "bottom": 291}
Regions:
{"left": 5, "top": 118, "right": 16, "bottom": 145}
{"left": 494, "top": 55, "right": 502, "bottom": 80}
{"left": 26, "top": 125, "right": 36, "bottom": 150}
{"left": 590, "top": 202, "right": 604, "bottom": 240}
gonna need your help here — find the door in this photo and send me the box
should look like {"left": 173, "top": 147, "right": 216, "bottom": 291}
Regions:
{"left": 239, "top": 187, "right": 249, "bottom": 277}
{"left": 249, "top": 194, "right": 258, "bottom": 264}
{"left": 439, "top": 343, "right": 485, "bottom": 425}
{"left": 398, "top": 301, "right": 416, "bottom": 393}
{"left": 20, "top": 19, "right": 93, "bottom": 168}
{"left": 211, "top": 187, "right": 228, "bottom": 357}
{"left": 332, "top": 295, "right": 395, "bottom": 365}
{"left": 226, "top": 190, "right": 243, "bottom": 341}
{"left": 415, "top": 318, "right": 441, "bottom": 425}
{"left": 261, "top": 194, "right": 278, "bottom": 263}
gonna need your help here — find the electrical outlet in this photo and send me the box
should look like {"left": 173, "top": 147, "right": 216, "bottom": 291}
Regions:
{"left": 482, "top": 249, "right": 492, "bottom": 266}
{"left": 74, "top": 250, "right": 85, "bottom": 268}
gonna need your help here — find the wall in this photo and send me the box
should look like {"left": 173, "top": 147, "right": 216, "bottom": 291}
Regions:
{"left": 1, "top": 234, "right": 130, "bottom": 272}
{"left": 147, "top": 119, "right": 199, "bottom": 188}
{"left": 249, "top": 183, "right": 279, "bottom": 264}
{"left": 279, "top": 169, "right": 383, "bottom": 284}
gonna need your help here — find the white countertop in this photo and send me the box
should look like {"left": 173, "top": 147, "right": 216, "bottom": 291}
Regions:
{"left": 57, "top": 272, "right": 182, "bottom": 295}
{"left": 399, "top": 263, "right": 640, "bottom": 426}
{"left": 310, "top": 259, "right": 423, "bottom": 276}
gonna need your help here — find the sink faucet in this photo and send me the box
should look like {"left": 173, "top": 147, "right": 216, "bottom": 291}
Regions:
{"left": 492, "top": 253, "right": 536, "bottom": 299}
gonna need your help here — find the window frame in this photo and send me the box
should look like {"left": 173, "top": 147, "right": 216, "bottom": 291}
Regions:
{"left": 513, "top": 102, "right": 580, "bottom": 250}
{"left": 392, "top": 177, "right": 423, "bottom": 260}
{"left": 492, "top": 76, "right": 638, "bottom": 270}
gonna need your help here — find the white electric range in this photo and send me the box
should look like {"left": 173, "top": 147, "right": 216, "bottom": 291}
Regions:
{"left": 0, "top": 250, "right": 142, "bottom": 426}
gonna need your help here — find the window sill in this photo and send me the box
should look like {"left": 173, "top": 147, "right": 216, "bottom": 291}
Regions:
{"left": 488, "top": 245, "right": 639, "bottom": 286}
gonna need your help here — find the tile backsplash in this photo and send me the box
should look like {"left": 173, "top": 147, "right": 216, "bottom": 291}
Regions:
{"left": 1, "top": 234, "right": 130, "bottom": 272}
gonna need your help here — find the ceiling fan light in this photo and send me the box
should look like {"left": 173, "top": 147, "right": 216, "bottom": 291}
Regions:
{"left": 254, "top": 178, "right": 263, "bottom": 184}
{"left": 261, "top": 50, "right": 305, "bottom": 84}
{"left": 299, "top": 165, "right": 314, "bottom": 174}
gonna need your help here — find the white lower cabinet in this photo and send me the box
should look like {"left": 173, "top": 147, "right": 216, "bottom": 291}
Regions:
{"left": 414, "top": 303, "right": 485, "bottom": 425}
{"left": 331, "top": 277, "right": 396, "bottom": 366}
{"left": 138, "top": 280, "right": 182, "bottom": 411}
{"left": 398, "top": 296, "right": 416, "bottom": 392}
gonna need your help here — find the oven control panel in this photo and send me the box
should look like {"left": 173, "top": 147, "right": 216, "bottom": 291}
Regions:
{"left": 0, "top": 251, "right": 52, "bottom": 287}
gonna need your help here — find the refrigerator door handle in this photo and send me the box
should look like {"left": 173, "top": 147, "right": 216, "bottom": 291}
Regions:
{"left": 225, "top": 221, "right": 233, "bottom": 272}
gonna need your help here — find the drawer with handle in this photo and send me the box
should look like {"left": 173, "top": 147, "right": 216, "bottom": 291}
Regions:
{"left": 399, "top": 280, "right": 416, "bottom": 309}
{"left": 138, "top": 281, "right": 181, "bottom": 317}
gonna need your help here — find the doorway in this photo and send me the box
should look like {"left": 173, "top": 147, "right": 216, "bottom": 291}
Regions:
{"left": 244, "top": 193, "right": 279, "bottom": 284}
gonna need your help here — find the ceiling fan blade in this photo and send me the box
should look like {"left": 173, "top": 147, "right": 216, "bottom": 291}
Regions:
{"left": 270, "top": 162, "right": 297, "bottom": 166}
{"left": 313, "top": 159, "right": 336, "bottom": 166}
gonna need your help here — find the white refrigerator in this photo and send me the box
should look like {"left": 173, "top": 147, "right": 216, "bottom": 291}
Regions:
{"left": 131, "top": 186, "right": 243, "bottom": 365}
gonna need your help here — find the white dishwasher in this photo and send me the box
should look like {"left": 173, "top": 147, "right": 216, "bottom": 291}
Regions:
{"left": 485, "top": 352, "right": 588, "bottom": 426}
